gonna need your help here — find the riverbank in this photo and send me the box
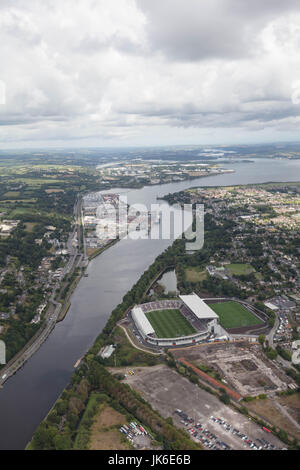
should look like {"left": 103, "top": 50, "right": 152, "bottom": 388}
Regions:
{"left": 0, "top": 157, "right": 299, "bottom": 449}
{"left": 0, "top": 199, "right": 83, "bottom": 386}
{"left": 88, "top": 238, "right": 119, "bottom": 261}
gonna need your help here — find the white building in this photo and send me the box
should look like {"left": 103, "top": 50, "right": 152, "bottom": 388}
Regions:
{"left": 179, "top": 294, "right": 218, "bottom": 320}
{"left": 131, "top": 306, "right": 155, "bottom": 339}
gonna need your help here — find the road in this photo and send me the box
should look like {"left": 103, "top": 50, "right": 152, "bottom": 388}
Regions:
{"left": 0, "top": 197, "right": 84, "bottom": 387}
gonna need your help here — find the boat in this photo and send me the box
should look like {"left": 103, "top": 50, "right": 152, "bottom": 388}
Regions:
{"left": 74, "top": 357, "right": 82, "bottom": 368}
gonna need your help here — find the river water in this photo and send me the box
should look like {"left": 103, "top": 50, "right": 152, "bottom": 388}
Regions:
{"left": 0, "top": 158, "right": 299, "bottom": 449}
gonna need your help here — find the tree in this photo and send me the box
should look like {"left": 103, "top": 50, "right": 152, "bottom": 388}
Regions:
{"left": 219, "top": 388, "right": 230, "bottom": 405}
{"left": 53, "top": 434, "right": 72, "bottom": 450}
{"left": 258, "top": 334, "right": 266, "bottom": 345}
{"left": 265, "top": 347, "right": 277, "bottom": 360}
{"left": 31, "top": 424, "right": 55, "bottom": 450}
{"left": 56, "top": 400, "right": 68, "bottom": 416}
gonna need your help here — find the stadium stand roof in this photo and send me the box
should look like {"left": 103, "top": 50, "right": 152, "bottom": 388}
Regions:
{"left": 264, "top": 302, "right": 279, "bottom": 311}
{"left": 179, "top": 294, "right": 218, "bottom": 320}
{"left": 132, "top": 306, "right": 155, "bottom": 336}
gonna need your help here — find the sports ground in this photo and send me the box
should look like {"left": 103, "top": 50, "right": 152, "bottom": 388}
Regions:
{"left": 208, "top": 301, "right": 263, "bottom": 329}
{"left": 145, "top": 309, "right": 196, "bottom": 338}
{"left": 227, "top": 264, "right": 255, "bottom": 276}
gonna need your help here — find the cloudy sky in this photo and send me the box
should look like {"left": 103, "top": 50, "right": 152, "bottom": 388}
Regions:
{"left": 1, "top": 0, "right": 300, "bottom": 148}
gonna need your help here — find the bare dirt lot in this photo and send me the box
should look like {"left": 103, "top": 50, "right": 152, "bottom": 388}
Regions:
{"left": 89, "top": 405, "right": 129, "bottom": 450}
{"left": 172, "top": 341, "right": 294, "bottom": 397}
{"left": 94, "top": 405, "right": 126, "bottom": 428}
{"left": 89, "top": 429, "right": 129, "bottom": 450}
{"left": 123, "top": 365, "right": 284, "bottom": 450}
{"left": 278, "top": 394, "right": 300, "bottom": 425}
{"left": 247, "top": 397, "right": 300, "bottom": 440}
{"left": 88, "top": 401, "right": 158, "bottom": 451}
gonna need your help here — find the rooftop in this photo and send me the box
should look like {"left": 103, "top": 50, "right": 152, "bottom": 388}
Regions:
{"left": 132, "top": 306, "right": 155, "bottom": 336}
{"left": 179, "top": 294, "right": 218, "bottom": 320}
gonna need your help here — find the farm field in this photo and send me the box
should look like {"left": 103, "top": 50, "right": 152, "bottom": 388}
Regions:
{"left": 208, "top": 301, "right": 263, "bottom": 329}
{"left": 12, "top": 177, "right": 66, "bottom": 186}
{"left": 145, "top": 309, "right": 196, "bottom": 338}
{"left": 3, "top": 191, "right": 20, "bottom": 198}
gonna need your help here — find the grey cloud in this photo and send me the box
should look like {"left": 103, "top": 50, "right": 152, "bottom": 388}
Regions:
{"left": 116, "top": 96, "right": 300, "bottom": 130}
{"left": 1, "top": 0, "right": 300, "bottom": 146}
{"left": 137, "top": 0, "right": 300, "bottom": 61}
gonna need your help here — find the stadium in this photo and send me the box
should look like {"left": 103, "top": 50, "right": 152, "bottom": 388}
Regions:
{"left": 131, "top": 293, "right": 222, "bottom": 347}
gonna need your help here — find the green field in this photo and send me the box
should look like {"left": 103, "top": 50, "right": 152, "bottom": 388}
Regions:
{"left": 145, "top": 309, "right": 196, "bottom": 338}
{"left": 208, "top": 301, "right": 263, "bottom": 329}
{"left": 227, "top": 263, "right": 255, "bottom": 276}
{"left": 185, "top": 267, "right": 207, "bottom": 283}
{"left": 2, "top": 191, "right": 20, "bottom": 198}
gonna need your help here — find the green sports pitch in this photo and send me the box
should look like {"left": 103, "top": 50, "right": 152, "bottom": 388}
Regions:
{"left": 208, "top": 301, "right": 263, "bottom": 329}
{"left": 145, "top": 309, "right": 196, "bottom": 338}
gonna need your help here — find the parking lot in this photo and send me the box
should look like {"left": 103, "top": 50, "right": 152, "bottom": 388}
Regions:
{"left": 124, "top": 365, "right": 284, "bottom": 450}
{"left": 174, "top": 410, "right": 281, "bottom": 450}
{"left": 119, "top": 421, "right": 155, "bottom": 450}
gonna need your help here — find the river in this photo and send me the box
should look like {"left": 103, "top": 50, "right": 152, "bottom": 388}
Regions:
{"left": 0, "top": 158, "right": 299, "bottom": 449}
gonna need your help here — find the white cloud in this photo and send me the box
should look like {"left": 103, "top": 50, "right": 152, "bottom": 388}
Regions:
{"left": 0, "top": 0, "right": 300, "bottom": 147}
